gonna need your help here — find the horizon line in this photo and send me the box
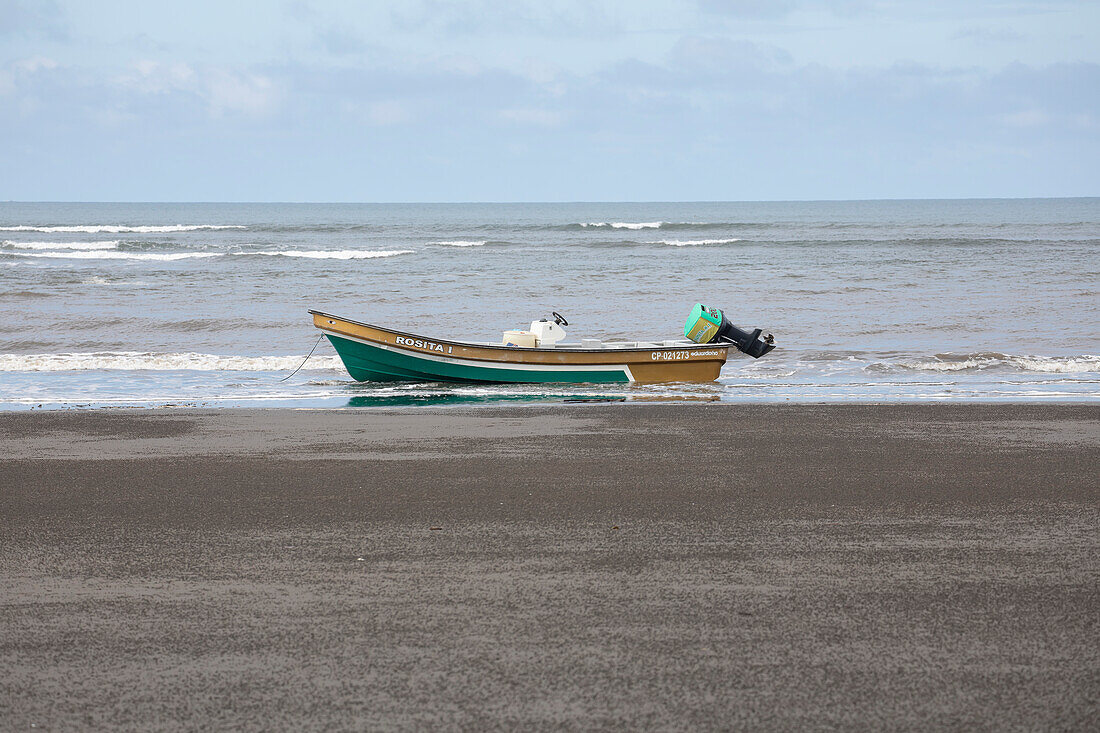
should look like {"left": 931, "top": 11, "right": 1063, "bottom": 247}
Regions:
{"left": 2, "top": 196, "right": 1098, "bottom": 205}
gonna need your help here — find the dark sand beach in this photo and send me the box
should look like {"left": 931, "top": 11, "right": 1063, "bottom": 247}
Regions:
{"left": 2, "top": 404, "right": 1098, "bottom": 730}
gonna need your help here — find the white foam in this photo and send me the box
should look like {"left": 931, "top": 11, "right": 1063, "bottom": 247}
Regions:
{"left": 0, "top": 392, "right": 347, "bottom": 406}
{"left": 894, "top": 354, "right": 1100, "bottom": 374}
{"left": 1010, "top": 356, "right": 1100, "bottom": 373}
{"left": 8, "top": 251, "right": 220, "bottom": 261}
{"left": 6, "top": 249, "right": 414, "bottom": 261}
{"left": 429, "top": 240, "right": 487, "bottom": 247}
{"left": 0, "top": 352, "right": 344, "bottom": 372}
{"left": 582, "top": 222, "right": 663, "bottom": 230}
{"left": 247, "top": 249, "right": 413, "bottom": 259}
{"left": 0, "top": 225, "right": 245, "bottom": 233}
{"left": 2, "top": 240, "right": 120, "bottom": 250}
{"left": 648, "top": 238, "right": 742, "bottom": 246}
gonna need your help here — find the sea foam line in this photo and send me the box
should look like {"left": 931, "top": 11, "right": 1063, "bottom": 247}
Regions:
{"left": 0, "top": 352, "right": 344, "bottom": 372}
{"left": 582, "top": 222, "right": 663, "bottom": 230}
{"left": 5, "top": 249, "right": 414, "bottom": 261}
{"left": 0, "top": 225, "right": 246, "bottom": 233}
{"left": 2, "top": 240, "right": 120, "bottom": 250}
{"left": 429, "top": 240, "right": 488, "bottom": 247}
{"left": 647, "top": 238, "right": 743, "bottom": 246}
{"left": 7, "top": 251, "right": 220, "bottom": 261}
{"left": 887, "top": 353, "right": 1100, "bottom": 374}
{"left": 249, "top": 249, "right": 413, "bottom": 259}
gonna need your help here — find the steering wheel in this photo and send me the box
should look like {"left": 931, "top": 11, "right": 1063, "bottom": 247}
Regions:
{"left": 552, "top": 311, "right": 568, "bottom": 326}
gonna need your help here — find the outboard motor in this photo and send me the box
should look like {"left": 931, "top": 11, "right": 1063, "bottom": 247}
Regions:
{"left": 684, "top": 303, "right": 775, "bottom": 358}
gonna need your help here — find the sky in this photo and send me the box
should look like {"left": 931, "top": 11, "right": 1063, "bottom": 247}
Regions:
{"left": 1, "top": 0, "right": 1098, "bottom": 201}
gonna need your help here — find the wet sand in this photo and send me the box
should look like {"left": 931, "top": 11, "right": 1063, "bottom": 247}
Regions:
{"left": 2, "top": 404, "right": 1098, "bottom": 730}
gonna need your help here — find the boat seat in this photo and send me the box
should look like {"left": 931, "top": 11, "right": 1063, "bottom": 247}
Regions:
{"left": 606, "top": 341, "right": 660, "bottom": 349}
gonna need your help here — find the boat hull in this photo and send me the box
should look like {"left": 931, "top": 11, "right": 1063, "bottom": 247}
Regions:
{"left": 311, "top": 311, "right": 729, "bottom": 384}
{"left": 327, "top": 333, "right": 634, "bottom": 383}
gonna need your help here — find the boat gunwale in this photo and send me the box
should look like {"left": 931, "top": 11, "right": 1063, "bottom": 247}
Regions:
{"left": 309, "top": 310, "right": 732, "bottom": 355}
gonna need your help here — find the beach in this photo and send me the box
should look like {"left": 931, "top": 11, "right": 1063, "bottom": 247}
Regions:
{"left": 1, "top": 404, "right": 1097, "bottom": 729}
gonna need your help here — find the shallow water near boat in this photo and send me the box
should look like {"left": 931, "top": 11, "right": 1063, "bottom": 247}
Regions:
{"left": 1, "top": 199, "right": 1097, "bottom": 408}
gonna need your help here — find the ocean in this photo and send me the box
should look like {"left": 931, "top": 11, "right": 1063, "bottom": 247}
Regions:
{"left": 1, "top": 199, "right": 1097, "bottom": 409}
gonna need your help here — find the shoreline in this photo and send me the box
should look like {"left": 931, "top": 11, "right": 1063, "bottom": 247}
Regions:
{"left": 2, "top": 404, "right": 1098, "bottom": 729}
{"left": 3, "top": 392, "right": 1099, "bottom": 411}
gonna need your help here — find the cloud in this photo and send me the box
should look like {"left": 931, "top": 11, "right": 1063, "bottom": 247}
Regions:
{"left": 204, "top": 70, "right": 279, "bottom": 117}
{"left": 669, "top": 36, "right": 793, "bottom": 74}
{"left": 696, "top": 0, "right": 868, "bottom": 19}
{"left": 0, "top": 0, "right": 66, "bottom": 38}
{"left": 387, "top": 0, "right": 621, "bottom": 36}
{"left": 499, "top": 108, "right": 565, "bottom": 126}
{"left": 315, "top": 25, "right": 367, "bottom": 56}
{"left": 696, "top": 0, "right": 799, "bottom": 18}
{"left": 7, "top": 36, "right": 1097, "bottom": 143}
{"left": 0, "top": 56, "right": 59, "bottom": 97}
{"left": 283, "top": 0, "right": 317, "bottom": 23}
{"left": 116, "top": 60, "right": 196, "bottom": 95}
{"left": 1000, "top": 109, "right": 1050, "bottom": 127}
{"left": 953, "top": 26, "right": 1026, "bottom": 43}
{"left": 989, "top": 62, "right": 1100, "bottom": 118}
{"left": 113, "top": 60, "right": 279, "bottom": 118}
{"left": 698, "top": 0, "right": 1085, "bottom": 22}
{"left": 429, "top": 54, "right": 484, "bottom": 77}
{"left": 2, "top": 5, "right": 1097, "bottom": 200}
{"left": 365, "top": 100, "right": 410, "bottom": 126}
{"left": 14, "top": 56, "right": 59, "bottom": 74}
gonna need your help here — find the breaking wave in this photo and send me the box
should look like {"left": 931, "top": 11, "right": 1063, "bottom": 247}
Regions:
{"left": 5, "top": 249, "right": 415, "bottom": 261}
{"left": 7, "top": 251, "right": 220, "bottom": 261}
{"left": 2, "top": 240, "right": 120, "bottom": 250}
{"left": 0, "top": 225, "right": 246, "bottom": 233}
{"left": 647, "top": 238, "right": 743, "bottom": 246}
{"left": 581, "top": 221, "right": 663, "bottom": 230}
{"left": 249, "top": 249, "right": 413, "bottom": 259}
{"left": 556, "top": 221, "right": 748, "bottom": 232}
{"left": 882, "top": 353, "right": 1100, "bottom": 374}
{"left": 0, "top": 351, "right": 343, "bottom": 372}
{"left": 429, "top": 240, "right": 488, "bottom": 247}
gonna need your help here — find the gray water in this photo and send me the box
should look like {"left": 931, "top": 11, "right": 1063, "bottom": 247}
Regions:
{"left": 1, "top": 199, "right": 1097, "bottom": 408}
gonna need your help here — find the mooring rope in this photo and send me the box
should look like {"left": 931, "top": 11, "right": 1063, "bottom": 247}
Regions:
{"left": 279, "top": 333, "right": 325, "bottom": 382}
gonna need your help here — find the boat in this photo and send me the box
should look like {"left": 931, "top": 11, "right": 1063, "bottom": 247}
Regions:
{"left": 310, "top": 304, "right": 775, "bottom": 384}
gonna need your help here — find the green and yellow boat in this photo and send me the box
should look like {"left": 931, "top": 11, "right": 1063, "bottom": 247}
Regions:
{"left": 311, "top": 304, "right": 774, "bottom": 385}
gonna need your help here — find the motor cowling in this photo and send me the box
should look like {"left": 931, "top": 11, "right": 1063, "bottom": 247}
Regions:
{"left": 684, "top": 303, "right": 775, "bottom": 358}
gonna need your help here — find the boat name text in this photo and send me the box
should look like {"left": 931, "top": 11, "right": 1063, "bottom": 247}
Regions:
{"left": 395, "top": 336, "right": 453, "bottom": 354}
{"left": 651, "top": 349, "right": 721, "bottom": 361}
